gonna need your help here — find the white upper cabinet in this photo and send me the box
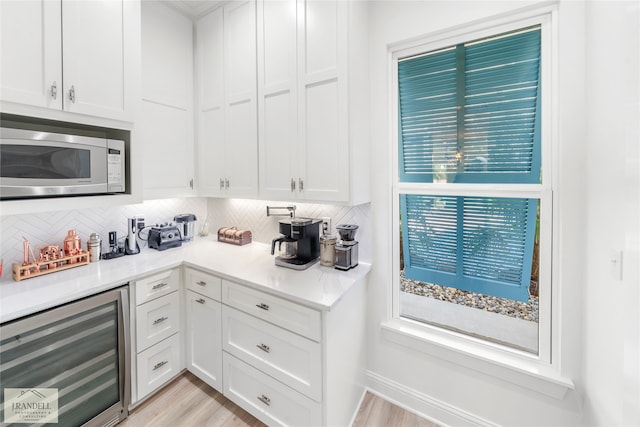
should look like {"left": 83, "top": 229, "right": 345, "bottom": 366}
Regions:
{"left": 139, "top": 2, "right": 195, "bottom": 199}
{"left": 0, "top": 0, "right": 139, "bottom": 125}
{"left": 0, "top": 1, "right": 62, "bottom": 110}
{"left": 258, "top": 0, "right": 370, "bottom": 204}
{"left": 257, "top": 0, "right": 298, "bottom": 200}
{"left": 197, "top": 1, "right": 258, "bottom": 198}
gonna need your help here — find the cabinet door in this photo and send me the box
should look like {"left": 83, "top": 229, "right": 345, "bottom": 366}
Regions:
{"left": 298, "top": 0, "right": 349, "bottom": 202}
{"left": 0, "top": 0, "right": 62, "bottom": 109}
{"left": 62, "top": 0, "right": 134, "bottom": 121}
{"left": 186, "top": 291, "right": 223, "bottom": 391}
{"left": 197, "top": 8, "right": 226, "bottom": 196}
{"left": 257, "top": 0, "right": 299, "bottom": 200}
{"left": 140, "top": 2, "right": 194, "bottom": 199}
{"left": 223, "top": 0, "right": 258, "bottom": 198}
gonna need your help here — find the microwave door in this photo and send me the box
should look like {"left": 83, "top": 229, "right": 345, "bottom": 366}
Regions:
{"left": 0, "top": 136, "right": 108, "bottom": 199}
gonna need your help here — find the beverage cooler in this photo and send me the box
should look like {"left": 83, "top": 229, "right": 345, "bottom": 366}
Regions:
{"left": 0, "top": 286, "right": 130, "bottom": 426}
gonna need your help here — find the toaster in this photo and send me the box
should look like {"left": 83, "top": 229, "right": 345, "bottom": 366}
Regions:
{"left": 148, "top": 225, "right": 183, "bottom": 251}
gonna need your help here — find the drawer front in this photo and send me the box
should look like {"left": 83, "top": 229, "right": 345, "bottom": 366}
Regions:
{"left": 137, "top": 333, "right": 182, "bottom": 400}
{"left": 223, "top": 353, "right": 322, "bottom": 427}
{"left": 136, "top": 292, "right": 180, "bottom": 351}
{"left": 222, "top": 280, "right": 321, "bottom": 342}
{"left": 134, "top": 268, "right": 180, "bottom": 305}
{"left": 222, "top": 306, "right": 321, "bottom": 401}
{"left": 184, "top": 268, "right": 222, "bottom": 301}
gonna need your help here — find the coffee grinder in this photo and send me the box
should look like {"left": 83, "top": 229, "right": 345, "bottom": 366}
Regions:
{"left": 271, "top": 218, "right": 321, "bottom": 270}
{"left": 335, "top": 224, "right": 359, "bottom": 270}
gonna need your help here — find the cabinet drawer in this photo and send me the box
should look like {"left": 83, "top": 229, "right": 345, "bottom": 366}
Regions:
{"left": 223, "top": 353, "right": 321, "bottom": 427}
{"left": 136, "top": 292, "right": 180, "bottom": 351}
{"left": 137, "top": 333, "right": 182, "bottom": 400}
{"left": 134, "top": 268, "right": 180, "bottom": 305}
{"left": 222, "top": 280, "right": 321, "bottom": 342}
{"left": 184, "top": 268, "right": 222, "bottom": 301}
{"left": 222, "top": 305, "right": 321, "bottom": 401}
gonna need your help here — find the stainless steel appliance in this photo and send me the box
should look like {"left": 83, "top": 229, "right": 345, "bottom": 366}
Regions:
{"left": 148, "top": 224, "right": 182, "bottom": 251}
{"left": 125, "top": 217, "right": 140, "bottom": 255}
{"left": 335, "top": 224, "right": 359, "bottom": 270}
{"left": 0, "top": 286, "right": 130, "bottom": 426}
{"left": 0, "top": 127, "right": 125, "bottom": 199}
{"left": 174, "top": 214, "right": 197, "bottom": 242}
{"left": 271, "top": 218, "right": 321, "bottom": 270}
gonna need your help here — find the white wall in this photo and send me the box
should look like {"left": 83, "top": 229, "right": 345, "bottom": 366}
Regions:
{"left": 366, "top": 1, "right": 639, "bottom": 426}
{"left": 582, "top": 1, "right": 640, "bottom": 425}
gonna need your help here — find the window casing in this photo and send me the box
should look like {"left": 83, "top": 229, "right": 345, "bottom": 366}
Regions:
{"left": 391, "top": 12, "right": 554, "bottom": 366}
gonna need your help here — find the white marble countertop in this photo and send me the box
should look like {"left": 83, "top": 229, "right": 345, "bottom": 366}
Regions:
{"left": 0, "top": 237, "right": 370, "bottom": 323}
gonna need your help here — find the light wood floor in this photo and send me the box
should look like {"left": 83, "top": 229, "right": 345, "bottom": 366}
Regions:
{"left": 120, "top": 371, "right": 439, "bottom": 427}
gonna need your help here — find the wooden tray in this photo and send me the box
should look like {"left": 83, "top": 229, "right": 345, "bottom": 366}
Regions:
{"left": 12, "top": 250, "right": 90, "bottom": 282}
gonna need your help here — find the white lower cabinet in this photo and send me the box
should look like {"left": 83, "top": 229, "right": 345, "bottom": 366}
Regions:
{"left": 223, "top": 353, "right": 321, "bottom": 426}
{"left": 136, "top": 333, "right": 182, "bottom": 399}
{"left": 135, "top": 292, "right": 180, "bottom": 352}
{"left": 185, "top": 267, "right": 223, "bottom": 391}
{"left": 222, "top": 305, "right": 321, "bottom": 401}
{"left": 131, "top": 268, "right": 182, "bottom": 404}
{"left": 130, "top": 266, "right": 367, "bottom": 426}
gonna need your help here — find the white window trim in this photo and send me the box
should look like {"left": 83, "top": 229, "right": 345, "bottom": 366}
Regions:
{"left": 385, "top": 3, "right": 574, "bottom": 398}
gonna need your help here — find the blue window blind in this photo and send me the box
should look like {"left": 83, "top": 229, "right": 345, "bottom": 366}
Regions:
{"left": 398, "top": 27, "right": 541, "bottom": 184}
{"left": 401, "top": 194, "right": 537, "bottom": 302}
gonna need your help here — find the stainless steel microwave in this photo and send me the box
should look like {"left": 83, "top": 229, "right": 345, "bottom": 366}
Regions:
{"left": 0, "top": 127, "right": 125, "bottom": 199}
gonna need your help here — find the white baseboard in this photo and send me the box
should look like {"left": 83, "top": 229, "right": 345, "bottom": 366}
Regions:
{"left": 365, "top": 370, "right": 501, "bottom": 427}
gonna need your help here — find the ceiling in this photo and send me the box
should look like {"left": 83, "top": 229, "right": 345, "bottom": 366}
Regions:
{"left": 161, "top": 0, "right": 227, "bottom": 18}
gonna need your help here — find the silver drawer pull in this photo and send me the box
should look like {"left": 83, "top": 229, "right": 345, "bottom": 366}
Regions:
{"left": 256, "top": 303, "right": 270, "bottom": 311}
{"left": 256, "top": 343, "right": 270, "bottom": 353}
{"left": 152, "top": 282, "right": 168, "bottom": 290}
{"left": 196, "top": 298, "right": 206, "bottom": 304}
{"left": 153, "top": 360, "right": 168, "bottom": 371}
{"left": 257, "top": 394, "right": 271, "bottom": 406}
{"left": 153, "top": 316, "right": 168, "bottom": 325}
{"left": 196, "top": 280, "right": 207, "bottom": 287}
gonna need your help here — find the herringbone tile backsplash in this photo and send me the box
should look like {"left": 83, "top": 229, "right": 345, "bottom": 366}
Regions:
{"left": 1, "top": 198, "right": 208, "bottom": 267}
{"left": 0, "top": 198, "right": 371, "bottom": 269}
{"left": 205, "top": 199, "right": 372, "bottom": 262}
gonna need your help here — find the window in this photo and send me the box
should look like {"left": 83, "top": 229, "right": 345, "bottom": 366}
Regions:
{"left": 393, "top": 19, "right": 552, "bottom": 358}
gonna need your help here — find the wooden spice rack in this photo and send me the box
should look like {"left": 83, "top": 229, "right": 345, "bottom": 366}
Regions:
{"left": 12, "top": 250, "right": 90, "bottom": 282}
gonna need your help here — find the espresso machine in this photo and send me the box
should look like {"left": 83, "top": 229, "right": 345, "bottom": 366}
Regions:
{"left": 271, "top": 218, "right": 321, "bottom": 270}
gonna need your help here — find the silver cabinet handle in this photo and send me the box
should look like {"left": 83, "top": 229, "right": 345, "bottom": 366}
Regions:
{"left": 196, "top": 280, "right": 207, "bottom": 287}
{"left": 224, "top": 178, "right": 229, "bottom": 189}
{"left": 220, "top": 178, "right": 225, "bottom": 189}
{"left": 153, "top": 316, "right": 168, "bottom": 325}
{"left": 299, "top": 178, "right": 304, "bottom": 191}
{"left": 257, "top": 394, "right": 271, "bottom": 406}
{"left": 290, "top": 178, "right": 296, "bottom": 192}
{"left": 256, "top": 343, "right": 270, "bottom": 353}
{"left": 68, "top": 85, "right": 76, "bottom": 103}
{"left": 153, "top": 360, "right": 168, "bottom": 370}
{"left": 51, "top": 81, "right": 57, "bottom": 99}
{"left": 196, "top": 298, "right": 205, "bottom": 304}
{"left": 152, "top": 282, "right": 168, "bottom": 290}
{"left": 255, "top": 303, "right": 269, "bottom": 311}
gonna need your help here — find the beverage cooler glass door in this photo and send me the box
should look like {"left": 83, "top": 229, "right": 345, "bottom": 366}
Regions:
{"left": 0, "top": 286, "right": 130, "bottom": 426}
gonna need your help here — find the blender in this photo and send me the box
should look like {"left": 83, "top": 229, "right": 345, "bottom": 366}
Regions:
{"left": 174, "top": 214, "right": 198, "bottom": 242}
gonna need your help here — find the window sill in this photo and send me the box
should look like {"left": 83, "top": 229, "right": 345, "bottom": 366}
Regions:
{"left": 381, "top": 318, "right": 574, "bottom": 399}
